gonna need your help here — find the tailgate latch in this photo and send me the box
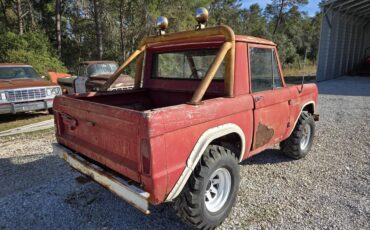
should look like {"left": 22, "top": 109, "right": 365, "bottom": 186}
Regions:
{"left": 61, "top": 113, "right": 78, "bottom": 130}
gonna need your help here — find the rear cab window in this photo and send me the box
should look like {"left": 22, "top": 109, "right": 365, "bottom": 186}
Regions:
{"left": 151, "top": 49, "right": 225, "bottom": 80}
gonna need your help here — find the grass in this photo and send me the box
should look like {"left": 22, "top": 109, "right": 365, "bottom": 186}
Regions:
{"left": 0, "top": 127, "right": 54, "bottom": 143}
{"left": 283, "top": 64, "right": 317, "bottom": 77}
{"left": 0, "top": 111, "right": 53, "bottom": 132}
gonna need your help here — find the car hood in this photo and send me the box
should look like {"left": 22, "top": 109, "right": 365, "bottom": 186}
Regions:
{"left": 0, "top": 79, "right": 56, "bottom": 90}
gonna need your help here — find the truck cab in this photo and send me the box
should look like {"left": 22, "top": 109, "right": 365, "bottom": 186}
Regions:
{"left": 54, "top": 10, "right": 318, "bottom": 229}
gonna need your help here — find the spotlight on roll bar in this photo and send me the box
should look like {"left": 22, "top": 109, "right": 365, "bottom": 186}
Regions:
{"left": 195, "top": 7, "right": 208, "bottom": 30}
{"left": 156, "top": 16, "right": 168, "bottom": 35}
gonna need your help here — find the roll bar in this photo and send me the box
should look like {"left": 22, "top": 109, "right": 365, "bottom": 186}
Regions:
{"left": 100, "top": 25, "right": 235, "bottom": 105}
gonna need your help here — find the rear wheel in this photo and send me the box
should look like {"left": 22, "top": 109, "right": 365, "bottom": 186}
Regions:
{"left": 281, "top": 111, "right": 315, "bottom": 159}
{"left": 174, "top": 145, "right": 240, "bottom": 229}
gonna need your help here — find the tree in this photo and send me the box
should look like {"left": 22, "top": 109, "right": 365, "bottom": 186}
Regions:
{"left": 55, "top": 0, "right": 62, "bottom": 56}
{"left": 266, "top": 0, "right": 308, "bottom": 35}
{"left": 93, "top": 0, "right": 103, "bottom": 59}
{"left": 16, "top": 0, "right": 23, "bottom": 35}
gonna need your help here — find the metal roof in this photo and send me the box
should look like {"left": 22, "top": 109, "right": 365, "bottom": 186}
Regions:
{"left": 324, "top": 0, "right": 370, "bottom": 19}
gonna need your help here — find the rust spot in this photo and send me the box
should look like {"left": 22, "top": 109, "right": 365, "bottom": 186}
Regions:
{"left": 254, "top": 123, "right": 274, "bottom": 148}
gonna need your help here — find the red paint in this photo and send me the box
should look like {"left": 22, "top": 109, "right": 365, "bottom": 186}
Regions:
{"left": 54, "top": 34, "right": 318, "bottom": 204}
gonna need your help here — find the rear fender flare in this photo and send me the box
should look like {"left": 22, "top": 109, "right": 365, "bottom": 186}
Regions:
{"left": 165, "top": 123, "right": 245, "bottom": 201}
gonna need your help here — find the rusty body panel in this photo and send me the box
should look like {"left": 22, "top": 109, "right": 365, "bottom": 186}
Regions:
{"left": 54, "top": 26, "right": 319, "bottom": 212}
{"left": 0, "top": 79, "right": 57, "bottom": 90}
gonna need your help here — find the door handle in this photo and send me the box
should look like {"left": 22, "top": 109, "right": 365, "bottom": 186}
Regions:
{"left": 254, "top": 96, "right": 264, "bottom": 103}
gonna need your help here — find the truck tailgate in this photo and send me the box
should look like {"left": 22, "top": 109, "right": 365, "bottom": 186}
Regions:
{"left": 53, "top": 96, "right": 144, "bottom": 182}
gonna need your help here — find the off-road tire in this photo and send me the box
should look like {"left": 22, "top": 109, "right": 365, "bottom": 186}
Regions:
{"left": 280, "top": 111, "right": 315, "bottom": 159}
{"left": 174, "top": 145, "right": 240, "bottom": 229}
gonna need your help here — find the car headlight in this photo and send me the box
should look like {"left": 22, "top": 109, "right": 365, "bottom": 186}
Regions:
{"left": 51, "top": 87, "right": 61, "bottom": 95}
{"left": 46, "top": 88, "right": 52, "bottom": 96}
{"left": 0, "top": 91, "right": 7, "bottom": 102}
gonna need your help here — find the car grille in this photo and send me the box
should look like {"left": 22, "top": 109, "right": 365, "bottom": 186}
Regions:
{"left": 6, "top": 88, "right": 47, "bottom": 102}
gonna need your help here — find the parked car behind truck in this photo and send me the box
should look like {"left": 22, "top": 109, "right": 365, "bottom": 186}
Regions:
{"left": 0, "top": 64, "right": 61, "bottom": 114}
{"left": 54, "top": 10, "right": 319, "bottom": 229}
{"left": 58, "top": 61, "right": 133, "bottom": 94}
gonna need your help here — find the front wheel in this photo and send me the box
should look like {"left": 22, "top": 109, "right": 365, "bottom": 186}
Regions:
{"left": 174, "top": 145, "right": 240, "bottom": 229}
{"left": 280, "top": 111, "right": 315, "bottom": 159}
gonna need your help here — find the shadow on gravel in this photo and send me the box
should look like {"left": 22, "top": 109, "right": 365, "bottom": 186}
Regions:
{"left": 318, "top": 76, "right": 370, "bottom": 96}
{"left": 241, "top": 149, "right": 293, "bottom": 165}
{"left": 0, "top": 152, "right": 193, "bottom": 229}
{"left": 0, "top": 154, "right": 63, "bottom": 198}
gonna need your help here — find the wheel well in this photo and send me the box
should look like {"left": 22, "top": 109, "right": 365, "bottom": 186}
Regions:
{"left": 210, "top": 133, "right": 242, "bottom": 160}
{"left": 303, "top": 103, "right": 314, "bottom": 115}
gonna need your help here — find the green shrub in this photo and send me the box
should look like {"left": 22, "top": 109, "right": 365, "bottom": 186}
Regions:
{"left": 0, "top": 31, "right": 67, "bottom": 77}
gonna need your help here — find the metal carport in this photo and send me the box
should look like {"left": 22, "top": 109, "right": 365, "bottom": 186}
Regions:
{"left": 317, "top": 0, "right": 370, "bottom": 81}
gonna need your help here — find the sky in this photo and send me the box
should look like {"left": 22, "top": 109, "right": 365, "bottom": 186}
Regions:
{"left": 241, "top": 0, "right": 321, "bottom": 17}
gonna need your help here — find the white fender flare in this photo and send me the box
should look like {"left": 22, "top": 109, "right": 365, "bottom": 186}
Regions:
{"left": 287, "top": 101, "right": 316, "bottom": 137}
{"left": 165, "top": 123, "right": 245, "bottom": 201}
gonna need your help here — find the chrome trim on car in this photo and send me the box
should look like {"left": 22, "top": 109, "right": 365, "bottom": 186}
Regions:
{"left": 1, "top": 86, "right": 61, "bottom": 103}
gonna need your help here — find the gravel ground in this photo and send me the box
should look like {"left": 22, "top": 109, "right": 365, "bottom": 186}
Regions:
{"left": 0, "top": 76, "right": 369, "bottom": 229}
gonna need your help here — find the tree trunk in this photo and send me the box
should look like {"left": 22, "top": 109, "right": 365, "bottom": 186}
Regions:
{"left": 0, "top": 0, "right": 9, "bottom": 28}
{"left": 16, "top": 0, "right": 23, "bottom": 35}
{"left": 55, "top": 0, "right": 62, "bottom": 56}
{"left": 273, "top": 0, "right": 285, "bottom": 35}
{"left": 119, "top": 0, "right": 125, "bottom": 59}
{"left": 27, "top": 0, "right": 35, "bottom": 29}
{"left": 93, "top": 0, "right": 103, "bottom": 60}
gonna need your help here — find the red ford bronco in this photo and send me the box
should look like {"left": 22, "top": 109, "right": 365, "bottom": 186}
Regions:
{"left": 53, "top": 9, "right": 319, "bottom": 229}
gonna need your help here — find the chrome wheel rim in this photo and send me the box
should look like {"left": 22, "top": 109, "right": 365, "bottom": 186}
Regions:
{"left": 300, "top": 124, "right": 311, "bottom": 150}
{"left": 204, "top": 168, "right": 231, "bottom": 213}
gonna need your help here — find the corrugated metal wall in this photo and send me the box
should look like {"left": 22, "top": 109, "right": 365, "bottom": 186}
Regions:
{"left": 317, "top": 9, "right": 370, "bottom": 81}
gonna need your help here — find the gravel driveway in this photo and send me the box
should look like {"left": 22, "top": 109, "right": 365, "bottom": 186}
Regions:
{"left": 0, "top": 76, "right": 369, "bottom": 229}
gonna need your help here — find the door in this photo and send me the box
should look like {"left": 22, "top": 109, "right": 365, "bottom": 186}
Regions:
{"left": 248, "top": 45, "right": 291, "bottom": 150}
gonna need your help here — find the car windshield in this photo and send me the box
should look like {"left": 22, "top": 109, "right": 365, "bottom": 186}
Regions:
{"left": 0, "top": 66, "right": 41, "bottom": 80}
{"left": 86, "top": 63, "right": 118, "bottom": 76}
{"left": 152, "top": 49, "right": 225, "bottom": 80}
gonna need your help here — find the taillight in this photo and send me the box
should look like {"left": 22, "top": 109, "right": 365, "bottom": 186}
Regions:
{"left": 140, "top": 139, "right": 151, "bottom": 175}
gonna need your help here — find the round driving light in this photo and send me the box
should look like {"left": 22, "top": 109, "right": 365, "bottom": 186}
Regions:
{"left": 156, "top": 16, "right": 168, "bottom": 31}
{"left": 195, "top": 7, "right": 208, "bottom": 24}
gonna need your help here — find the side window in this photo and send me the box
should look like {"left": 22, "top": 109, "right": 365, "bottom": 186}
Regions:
{"left": 250, "top": 47, "right": 283, "bottom": 92}
{"left": 250, "top": 47, "right": 273, "bottom": 92}
{"left": 273, "top": 50, "right": 283, "bottom": 88}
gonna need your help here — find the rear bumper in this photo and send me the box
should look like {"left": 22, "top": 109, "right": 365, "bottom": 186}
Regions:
{"left": 53, "top": 143, "right": 150, "bottom": 214}
{"left": 0, "top": 100, "right": 53, "bottom": 114}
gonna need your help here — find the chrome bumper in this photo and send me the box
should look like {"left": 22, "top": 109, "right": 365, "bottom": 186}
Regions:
{"left": 53, "top": 144, "right": 150, "bottom": 214}
{"left": 0, "top": 100, "right": 53, "bottom": 114}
